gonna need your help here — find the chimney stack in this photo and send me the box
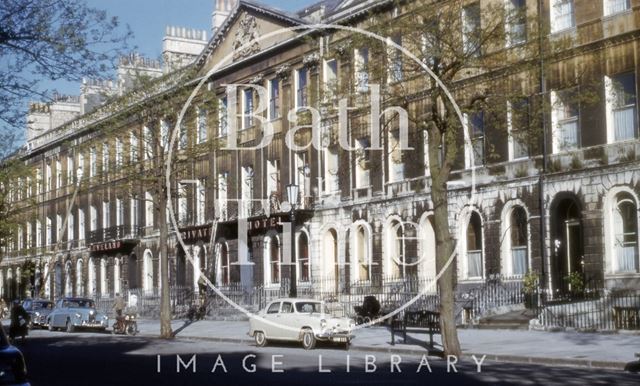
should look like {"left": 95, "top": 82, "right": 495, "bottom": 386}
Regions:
{"left": 212, "top": 0, "right": 237, "bottom": 35}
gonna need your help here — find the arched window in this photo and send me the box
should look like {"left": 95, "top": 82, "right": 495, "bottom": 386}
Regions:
{"left": 510, "top": 207, "right": 528, "bottom": 276}
{"left": 613, "top": 193, "right": 639, "bottom": 272}
{"left": 355, "top": 225, "right": 370, "bottom": 281}
{"left": 100, "top": 258, "right": 108, "bottom": 296}
{"left": 298, "top": 232, "right": 310, "bottom": 282}
{"left": 466, "top": 212, "right": 483, "bottom": 279}
{"left": 87, "top": 258, "right": 96, "bottom": 295}
{"left": 76, "top": 259, "right": 84, "bottom": 296}
{"left": 64, "top": 261, "right": 73, "bottom": 297}
{"left": 113, "top": 258, "right": 121, "bottom": 295}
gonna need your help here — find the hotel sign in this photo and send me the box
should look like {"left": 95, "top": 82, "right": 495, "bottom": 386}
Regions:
{"left": 90, "top": 241, "right": 123, "bottom": 253}
{"left": 180, "top": 226, "right": 212, "bottom": 242}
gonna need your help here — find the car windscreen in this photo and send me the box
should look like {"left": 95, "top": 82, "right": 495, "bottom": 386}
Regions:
{"left": 65, "top": 300, "right": 95, "bottom": 308}
{"left": 33, "top": 302, "right": 52, "bottom": 310}
{"left": 295, "top": 302, "right": 329, "bottom": 314}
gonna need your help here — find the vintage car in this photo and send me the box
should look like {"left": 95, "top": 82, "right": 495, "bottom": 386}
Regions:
{"left": 46, "top": 298, "right": 108, "bottom": 333}
{"left": 22, "top": 299, "right": 54, "bottom": 329}
{"left": 0, "top": 324, "right": 29, "bottom": 385}
{"left": 249, "top": 298, "right": 355, "bottom": 350}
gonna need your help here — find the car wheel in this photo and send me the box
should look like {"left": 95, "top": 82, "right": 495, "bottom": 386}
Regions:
{"left": 125, "top": 324, "right": 136, "bottom": 336}
{"left": 344, "top": 340, "right": 351, "bottom": 351}
{"left": 301, "top": 329, "right": 316, "bottom": 350}
{"left": 254, "top": 331, "right": 267, "bottom": 347}
{"left": 66, "top": 320, "right": 75, "bottom": 333}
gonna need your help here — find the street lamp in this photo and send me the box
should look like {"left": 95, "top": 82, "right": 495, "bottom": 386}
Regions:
{"left": 286, "top": 183, "right": 299, "bottom": 298}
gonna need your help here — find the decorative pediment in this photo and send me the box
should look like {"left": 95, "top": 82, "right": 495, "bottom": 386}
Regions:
{"left": 232, "top": 14, "right": 261, "bottom": 61}
{"left": 197, "top": 1, "right": 306, "bottom": 75}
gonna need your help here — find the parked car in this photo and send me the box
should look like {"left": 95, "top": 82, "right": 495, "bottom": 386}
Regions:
{"left": 46, "top": 298, "right": 108, "bottom": 333}
{"left": 249, "top": 298, "right": 355, "bottom": 350}
{"left": 21, "top": 299, "right": 54, "bottom": 329}
{"left": 0, "top": 324, "right": 29, "bottom": 385}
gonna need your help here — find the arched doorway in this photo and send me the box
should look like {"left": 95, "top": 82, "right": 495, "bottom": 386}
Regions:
{"left": 176, "top": 247, "right": 187, "bottom": 287}
{"left": 322, "top": 229, "right": 338, "bottom": 292}
{"left": 64, "top": 261, "right": 73, "bottom": 297}
{"left": 142, "top": 250, "right": 154, "bottom": 291}
{"left": 550, "top": 194, "right": 583, "bottom": 294}
{"left": 128, "top": 254, "right": 139, "bottom": 289}
{"left": 87, "top": 258, "right": 96, "bottom": 296}
{"left": 76, "top": 259, "right": 84, "bottom": 296}
{"left": 418, "top": 215, "right": 437, "bottom": 283}
{"left": 297, "top": 232, "right": 310, "bottom": 283}
{"left": 54, "top": 263, "right": 63, "bottom": 298}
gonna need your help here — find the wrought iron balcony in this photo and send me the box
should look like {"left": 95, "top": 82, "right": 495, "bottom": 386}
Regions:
{"left": 89, "top": 225, "right": 141, "bottom": 244}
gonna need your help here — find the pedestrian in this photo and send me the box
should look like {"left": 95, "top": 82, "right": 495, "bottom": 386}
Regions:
{"left": 0, "top": 298, "right": 7, "bottom": 319}
{"left": 112, "top": 293, "right": 126, "bottom": 330}
{"left": 9, "top": 300, "right": 30, "bottom": 344}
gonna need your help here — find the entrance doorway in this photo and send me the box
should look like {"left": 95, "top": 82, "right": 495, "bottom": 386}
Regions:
{"left": 550, "top": 195, "right": 583, "bottom": 295}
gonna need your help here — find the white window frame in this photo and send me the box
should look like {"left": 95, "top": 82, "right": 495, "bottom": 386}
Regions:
{"left": 145, "top": 191, "right": 154, "bottom": 228}
{"left": 504, "top": 0, "right": 527, "bottom": 47}
{"left": 550, "top": 0, "right": 575, "bottom": 34}
{"left": 67, "top": 213, "right": 74, "bottom": 241}
{"left": 268, "top": 78, "right": 280, "bottom": 120}
{"left": 78, "top": 208, "right": 85, "bottom": 240}
{"left": 507, "top": 99, "right": 530, "bottom": 160}
{"left": 605, "top": 72, "right": 637, "bottom": 143}
{"left": 218, "top": 97, "right": 228, "bottom": 137}
{"left": 551, "top": 89, "right": 580, "bottom": 153}
{"left": 102, "top": 201, "right": 110, "bottom": 229}
{"left": 197, "top": 107, "right": 208, "bottom": 144}
{"left": 604, "top": 0, "right": 630, "bottom": 17}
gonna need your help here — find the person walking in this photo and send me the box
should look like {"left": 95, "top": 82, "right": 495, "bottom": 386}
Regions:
{"left": 9, "top": 300, "right": 30, "bottom": 344}
{"left": 112, "top": 293, "right": 126, "bottom": 330}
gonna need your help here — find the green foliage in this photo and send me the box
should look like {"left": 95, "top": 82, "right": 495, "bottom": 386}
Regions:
{"left": 564, "top": 272, "right": 584, "bottom": 294}
{"left": 523, "top": 271, "right": 539, "bottom": 294}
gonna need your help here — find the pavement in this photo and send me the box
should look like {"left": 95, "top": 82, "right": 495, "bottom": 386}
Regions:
{"left": 134, "top": 319, "right": 640, "bottom": 371}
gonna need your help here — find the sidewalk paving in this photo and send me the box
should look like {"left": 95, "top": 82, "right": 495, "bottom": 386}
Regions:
{"left": 135, "top": 319, "right": 640, "bottom": 370}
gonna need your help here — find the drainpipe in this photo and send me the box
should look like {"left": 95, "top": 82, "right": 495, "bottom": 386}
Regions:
{"left": 537, "top": 0, "right": 548, "bottom": 293}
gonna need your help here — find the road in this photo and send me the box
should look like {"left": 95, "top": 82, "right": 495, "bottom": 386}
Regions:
{"left": 11, "top": 328, "right": 639, "bottom": 386}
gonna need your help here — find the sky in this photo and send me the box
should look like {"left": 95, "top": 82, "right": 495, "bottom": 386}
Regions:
{"left": 45, "top": 0, "right": 318, "bottom": 96}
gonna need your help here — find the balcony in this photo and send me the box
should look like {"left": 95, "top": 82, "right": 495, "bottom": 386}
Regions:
{"left": 89, "top": 225, "right": 141, "bottom": 244}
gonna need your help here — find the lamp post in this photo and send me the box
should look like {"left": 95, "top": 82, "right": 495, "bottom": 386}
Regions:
{"left": 286, "top": 183, "right": 299, "bottom": 298}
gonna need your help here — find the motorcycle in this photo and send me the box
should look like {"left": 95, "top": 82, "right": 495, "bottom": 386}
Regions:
{"left": 112, "top": 312, "right": 138, "bottom": 336}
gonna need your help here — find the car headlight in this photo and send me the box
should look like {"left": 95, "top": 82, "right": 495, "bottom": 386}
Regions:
{"left": 320, "top": 319, "right": 327, "bottom": 329}
{"left": 125, "top": 315, "right": 130, "bottom": 321}
{"left": 75, "top": 313, "right": 81, "bottom": 319}
{"left": 35, "top": 311, "right": 40, "bottom": 317}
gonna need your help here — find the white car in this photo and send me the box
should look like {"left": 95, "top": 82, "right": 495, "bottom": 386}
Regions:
{"left": 249, "top": 298, "right": 355, "bottom": 350}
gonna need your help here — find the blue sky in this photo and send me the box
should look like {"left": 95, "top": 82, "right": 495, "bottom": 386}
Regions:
{"left": 46, "top": 0, "right": 317, "bottom": 96}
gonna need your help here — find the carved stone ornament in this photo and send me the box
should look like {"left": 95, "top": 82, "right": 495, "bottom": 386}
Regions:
{"left": 232, "top": 14, "right": 261, "bottom": 61}
{"left": 334, "top": 41, "right": 351, "bottom": 57}
{"left": 275, "top": 64, "right": 291, "bottom": 79}
{"left": 249, "top": 73, "right": 264, "bottom": 84}
{"left": 302, "top": 52, "right": 321, "bottom": 68}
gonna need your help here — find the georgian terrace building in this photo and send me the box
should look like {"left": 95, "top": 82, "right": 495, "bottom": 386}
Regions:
{"left": 2, "top": 0, "right": 640, "bottom": 304}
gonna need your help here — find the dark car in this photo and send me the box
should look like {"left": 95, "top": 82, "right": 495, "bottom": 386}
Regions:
{"left": 21, "top": 299, "right": 54, "bottom": 329}
{"left": 0, "top": 324, "right": 29, "bottom": 385}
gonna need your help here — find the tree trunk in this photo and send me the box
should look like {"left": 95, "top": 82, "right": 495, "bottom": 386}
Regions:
{"left": 158, "top": 184, "right": 173, "bottom": 339}
{"left": 431, "top": 178, "right": 462, "bottom": 357}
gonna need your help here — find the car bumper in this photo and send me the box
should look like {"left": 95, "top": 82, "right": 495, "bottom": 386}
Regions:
{"left": 76, "top": 320, "right": 108, "bottom": 328}
{"left": 315, "top": 331, "right": 354, "bottom": 343}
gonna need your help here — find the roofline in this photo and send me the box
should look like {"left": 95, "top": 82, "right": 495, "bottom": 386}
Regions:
{"left": 195, "top": 0, "right": 308, "bottom": 68}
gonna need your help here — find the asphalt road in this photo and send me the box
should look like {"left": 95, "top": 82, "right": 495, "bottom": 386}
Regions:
{"left": 10, "top": 328, "right": 640, "bottom": 386}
